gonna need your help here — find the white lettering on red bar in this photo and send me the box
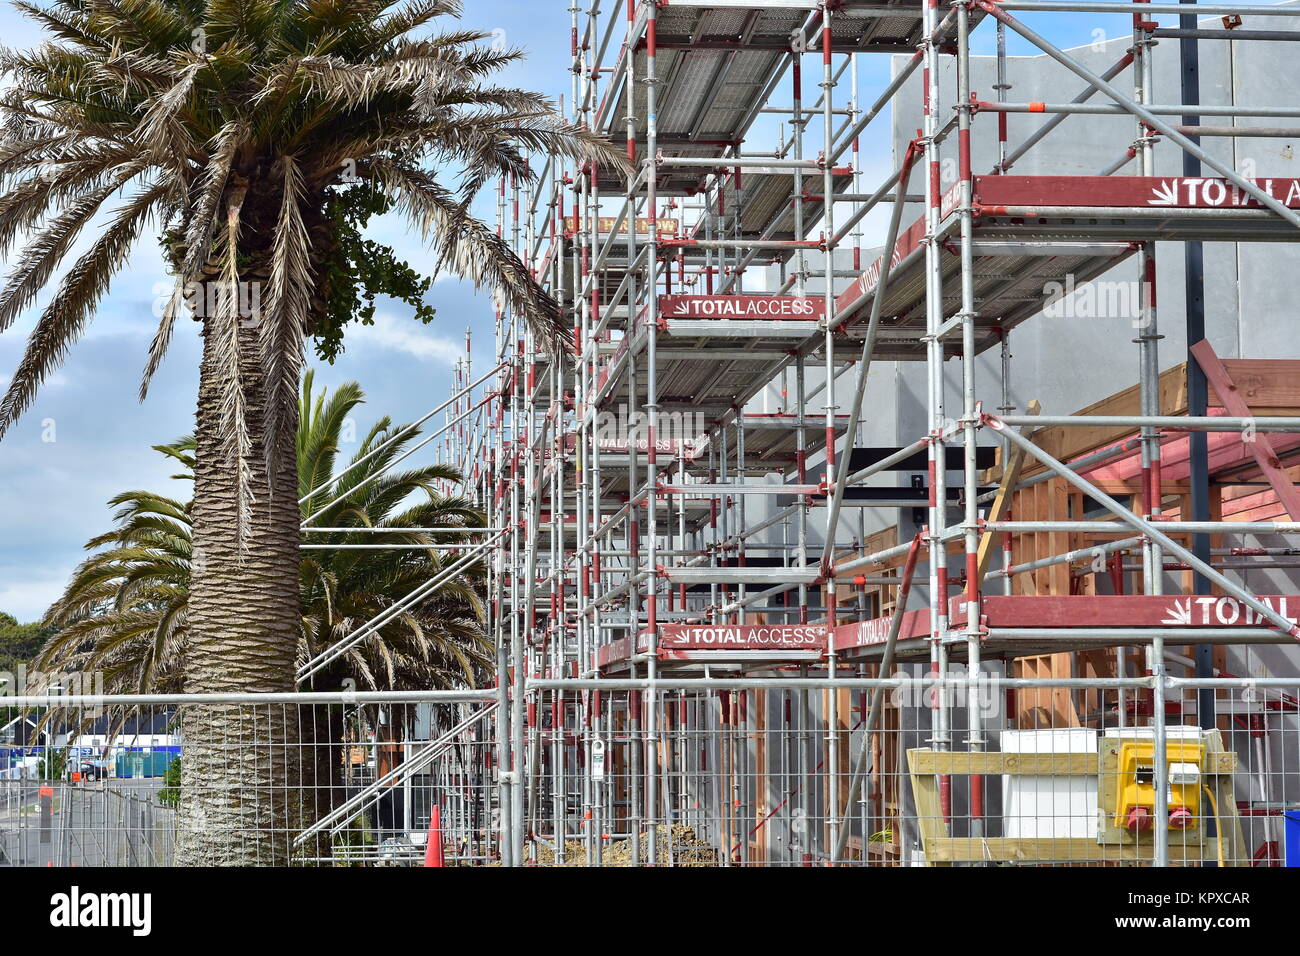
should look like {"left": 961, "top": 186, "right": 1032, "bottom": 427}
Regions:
{"left": 1160, "top": 595, "right": 1294, "bottom": 626}
{"left": 658, "top": 295, "right": 826, "bottom": 320}
{"left": 654, "top": 624, "right": 824, "bottom": 648}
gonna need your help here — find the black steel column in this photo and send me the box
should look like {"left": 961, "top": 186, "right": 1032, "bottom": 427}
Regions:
{"left": 1180, "top": 0, "right": 1215, "bottom": 729}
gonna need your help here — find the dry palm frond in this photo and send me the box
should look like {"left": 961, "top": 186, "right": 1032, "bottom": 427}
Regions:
{"left": 0, "top": 0, "right": 631, "bottom": 447}
{"left": 212, "top": 183, "right": 255, "bottom": 552}
{"left": 142, "top": 118, "right": 246, "bottom": 398}
{"left": 259, "top": 154, "right": 312, "bottom": 490}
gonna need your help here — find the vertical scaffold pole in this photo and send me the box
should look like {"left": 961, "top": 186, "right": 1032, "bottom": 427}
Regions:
{"left": 819, "top": 0, "right": 842, "bottom": 865}
{"left": 642, "top": 0, "right": 662, "bottom": 865}
{"left": 954, "top": 0, "right": 986, "bottom": 840}
{"left": 1132, "top": 2, "right": 1169, "bottom": 867}
{"left": 922, "top": 0, "right": 952, "bottom": 830}
{"left": 511, "top": 171, "right": 529, "bottom": 866}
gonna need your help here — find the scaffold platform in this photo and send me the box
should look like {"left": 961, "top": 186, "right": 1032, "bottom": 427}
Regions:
{"left": 593, "top": 2, "right": 957, "bottom": 194}
{"left": 834, "top": 176, "right": 1300, "bottom": 358}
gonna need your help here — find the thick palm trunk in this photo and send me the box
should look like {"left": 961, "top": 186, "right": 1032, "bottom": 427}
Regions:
{"left": 174, "top": 310, "right": 302, "bottom": 866}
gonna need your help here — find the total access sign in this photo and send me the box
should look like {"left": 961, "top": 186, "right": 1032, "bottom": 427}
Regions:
{"left": 971, "top": 176, "right": 1300, "bottom": 210}
{"left": 563, "top": 216, "right": 679, "bottom": 236}
{"left": 658, "top": 294, "right": 826, "bottom": 321}
{"left": 656, "top": 624, "right": 825, "bottom": 649}
{"left": 968, "top": 594, "right": 1298, "bottom": 629}
{"left": 1159, "top": 595, "right": 1296, "bottom": 627}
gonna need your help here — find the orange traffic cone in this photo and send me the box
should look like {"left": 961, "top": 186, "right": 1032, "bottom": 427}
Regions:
{"left": 423, "top": 805, "right": 444, "bottom": 867}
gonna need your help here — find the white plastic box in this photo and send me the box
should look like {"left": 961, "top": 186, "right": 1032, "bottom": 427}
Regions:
{"left": 1001, "top": 728, "right": 1099, "bottom": 839}
{"left": 1000, "top": 726, "right": 1206, "bottom": 839}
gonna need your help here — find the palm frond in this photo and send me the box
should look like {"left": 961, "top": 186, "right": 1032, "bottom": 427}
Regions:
{"left": 0, "top": 178, "right": 168, "bottom": 439}
{"left": 259, "top": 152, "right": 312, "bottom": 489}
{"left": 37, "top": 374, "right": 490, "bottom": 694}
{"left": 368, "top": 157, "right": 568, "bottom": 349}
{"left": 142, "top": 118, "right": 247, "bottom": 398}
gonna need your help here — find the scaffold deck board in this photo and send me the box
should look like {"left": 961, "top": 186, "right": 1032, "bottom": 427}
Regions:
{"left": 715, "top": 412, "right": 852, "bottom": 469}
{"left": 595, "top": 2, "right": 954, "bottom": 194}
{"left": 572, "top": 414, "right": 853, "bottom": 502}
{"left": 705, "top": 167, "right": 857, "bottom": 255}
{"left": 595, "top": 307, "right": 830, "bottom": 412}
{"left": 663, "top": 566, "right": 821, "bottom": 586}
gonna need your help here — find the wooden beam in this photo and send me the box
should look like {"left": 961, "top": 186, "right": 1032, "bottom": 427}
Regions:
{"left": 1010, "top": 365, "right": 1190, "bottom": 481}
{"left": 977, "top": 399, "right": 1039, "bottom": 580}
{"left": 906, "top": 749, "right": 950, "bottom": 863}
{"left": 1217, "top": 359, "right": 1300, "bottom": 407}
{"left": 909, "top": 749, "right": 1236, "bottom": 776}
{"left": 925, "top": 837, "right": 1215, "bottom": 863}
{"left": 1006, "top": 359, "right": 1300, "bottom": 483}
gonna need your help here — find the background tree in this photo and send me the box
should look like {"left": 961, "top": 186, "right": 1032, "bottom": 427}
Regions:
{"left": 0, "top": 0, "right": 624, "bottom": 863}
{"left": 0, "top": 612, "right": 50, "bottom": 677}
{"left": 0, "top": 612, "right": 52, "bottom": 735}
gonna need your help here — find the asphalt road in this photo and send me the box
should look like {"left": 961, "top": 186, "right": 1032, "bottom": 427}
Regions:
{"left": 0, "top": 778, "right": 172, "bottom": 867}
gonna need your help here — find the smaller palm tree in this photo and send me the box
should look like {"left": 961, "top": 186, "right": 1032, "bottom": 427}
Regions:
{"left": 38, "top": 371, "right": 491, "bottom": 693}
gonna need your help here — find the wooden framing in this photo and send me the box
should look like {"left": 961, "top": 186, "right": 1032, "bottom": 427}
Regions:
{"left": 907, "top": 742, "right": 1244, "bottom": 865}
{"left": 977, "top": 400, "right": 1039, "bottom": 580}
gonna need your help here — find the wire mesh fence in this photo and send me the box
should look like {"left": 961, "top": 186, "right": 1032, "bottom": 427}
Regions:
{"left": 520, "top": 675, "right": 1300, "bottom": 867}
{"left": 0, "top": 781, "right": 177, "bottom": 867}
{"left": 1, "top": 694, "right": 498, "bottom": 867}
{"left": 1, "top": 677, "right": 1296, "bottom": 866}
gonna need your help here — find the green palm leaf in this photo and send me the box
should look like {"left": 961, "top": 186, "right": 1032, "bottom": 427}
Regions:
{"left": 40, "top": 375, "right": 491, "bottom": 694}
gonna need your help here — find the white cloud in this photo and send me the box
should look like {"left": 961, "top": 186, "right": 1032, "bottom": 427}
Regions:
{"left": 346, "top": 312, "right": 464, "bottom": 364}
{"left": 0, "top": 571, "right": 70, "bottom": 623}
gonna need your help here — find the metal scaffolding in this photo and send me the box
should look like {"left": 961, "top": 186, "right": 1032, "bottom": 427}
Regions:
{"left": 436, "top": 0, "right": 1300, "bottom": 867}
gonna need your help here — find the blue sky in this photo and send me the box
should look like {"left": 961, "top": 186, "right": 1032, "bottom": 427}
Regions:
{"left": 0, "top": 1, "right": 1257, "bottom": 621}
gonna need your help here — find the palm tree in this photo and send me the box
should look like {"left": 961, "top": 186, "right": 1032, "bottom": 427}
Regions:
{"left": 38, "top": 373, "right": 493, "bottom": 839}
{"left": 0, "top": 1, "right": 624, "bottom": 863}
{"left": 40, "top": 370, "right": 490, "bottom": 690}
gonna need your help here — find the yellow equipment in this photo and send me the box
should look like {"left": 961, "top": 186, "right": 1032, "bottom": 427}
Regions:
{"left": 1111, "top": 739, "right": 1205, "bottom": 833}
